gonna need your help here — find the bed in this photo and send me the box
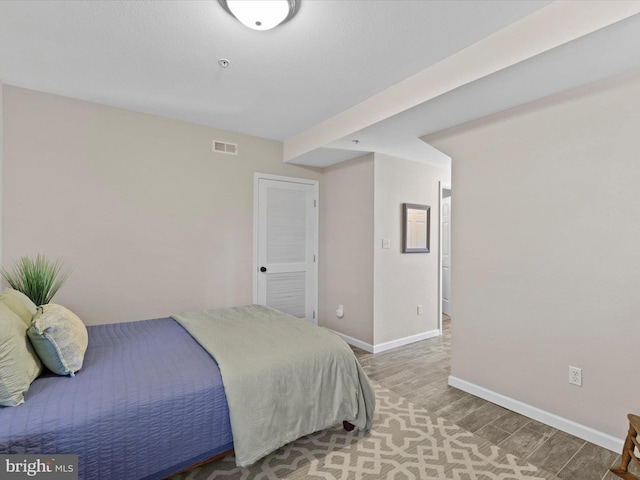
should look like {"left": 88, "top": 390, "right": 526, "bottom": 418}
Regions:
{"left": 0, "top": 305, "right": 374, "bottom": 480}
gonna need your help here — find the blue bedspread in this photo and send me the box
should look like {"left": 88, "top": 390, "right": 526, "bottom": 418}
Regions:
{"left": 0, "top": 318, "right": 233, "bottom": 480}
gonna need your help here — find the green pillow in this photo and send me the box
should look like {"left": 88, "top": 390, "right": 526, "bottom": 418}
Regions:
{"left": 0, "top": 289, "right": 37, "bottom": 326}
{"left": 0, "top": 302, "right": 42, "bottom": 406}
{"left": 28, "top": 304, "right": 88, "bottom": 377}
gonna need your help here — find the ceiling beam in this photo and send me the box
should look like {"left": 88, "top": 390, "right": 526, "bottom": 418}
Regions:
{"left": 283, "top": 1, "right": 640, "bottom": 163}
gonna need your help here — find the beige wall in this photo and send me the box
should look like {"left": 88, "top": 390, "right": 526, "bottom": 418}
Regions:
{"left": 319, "top": 154, "right": 374, "bottom": 344}
{"left": 426, "top": 68, "right": 640, "bottom": 439}
{"left": 4, "top": 85, "right": 450, "bottom": 353}
{"left": 319, "top": 152, "right": 451, "bottom": 349}
{"left": 373, "top": 154, "right": 450, "bottom": 344}
{"left": 3, "top": 86, "right": 321, "bottom": 325}
{"left": 0, "top": 81, "right": 3, "bottom": 268}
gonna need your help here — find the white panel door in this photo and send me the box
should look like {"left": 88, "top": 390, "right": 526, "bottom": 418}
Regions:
{"left": 255, "top": 176, "right": 317, "bottom": 323}
{"left": 442, "top": 195, "right": 452, "bottom": 316}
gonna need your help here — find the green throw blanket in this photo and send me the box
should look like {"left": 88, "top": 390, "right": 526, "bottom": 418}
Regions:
{"left": 172, "top": 305, "right": 375, "bottom": 467}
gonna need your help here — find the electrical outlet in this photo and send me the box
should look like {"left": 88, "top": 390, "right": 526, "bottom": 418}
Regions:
{"left": 569, "top": 366, "right": 582, "bottom": 387}
{"left": 417, "top": 305, "right": 423, "bottom": 315}
{"left": 382, "top": 238, "right": 390, "bottom": 249}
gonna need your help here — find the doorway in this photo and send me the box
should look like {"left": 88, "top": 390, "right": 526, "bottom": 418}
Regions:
{"left": 253, "top": 173, "right": 318, "bottom": 324}
{"left": 439, "top": 181, "right": 451, "bottom": 333}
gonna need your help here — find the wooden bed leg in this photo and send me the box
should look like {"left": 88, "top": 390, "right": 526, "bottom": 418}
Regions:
{"left": 343, "top": 421, "right": 355, "bottom": 432}
{"left": 164, "top": 449, "right": 234, "bottom": 479}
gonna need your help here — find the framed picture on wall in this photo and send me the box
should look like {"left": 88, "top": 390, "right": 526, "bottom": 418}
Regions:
{"left": 402, "top": 203, "right": 430, "bottom": 253}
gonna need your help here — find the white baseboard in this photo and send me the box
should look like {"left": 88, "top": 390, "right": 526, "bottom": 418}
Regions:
{"left": 328, "top": 330, "right": 374, "bottom": 353}
{"left": 372, "top": 329, "right": 440, "bottom": 353}
{"left": 328, "top": 329, "right": 441, "bottom": 354}
{"left": 448, "top": 376, "right": 624, "bottom": 453}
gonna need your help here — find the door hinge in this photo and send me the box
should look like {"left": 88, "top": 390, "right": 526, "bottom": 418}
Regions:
{"left": 313, "top": 310, "right": 316, "bottom": 319}
{"left": 314, "top": 199, "right": 317, "bottom": 207}
{"left": 313, "top": 255, "right": 316, "bottom": 263}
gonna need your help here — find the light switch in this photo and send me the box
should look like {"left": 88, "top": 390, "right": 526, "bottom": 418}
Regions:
{"left": 382, "top": 239, "right": 390, "bottom": 249}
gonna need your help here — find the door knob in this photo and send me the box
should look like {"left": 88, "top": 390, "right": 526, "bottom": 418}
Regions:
{"left": 260, "top": 266, "right": 267, "bottom": 272}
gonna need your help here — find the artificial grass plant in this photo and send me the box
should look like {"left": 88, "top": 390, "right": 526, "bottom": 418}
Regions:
{"left": 1, "top": 254, "right": 73, "bottom": 306}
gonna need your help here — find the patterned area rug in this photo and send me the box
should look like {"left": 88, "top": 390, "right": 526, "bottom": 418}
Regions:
{"left": 170, "top": 385, "right": 559, "bottom": 480}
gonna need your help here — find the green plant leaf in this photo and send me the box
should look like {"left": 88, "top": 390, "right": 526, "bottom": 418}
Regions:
{"left": 0, "top": 254, "right": 73, "bottom": 306}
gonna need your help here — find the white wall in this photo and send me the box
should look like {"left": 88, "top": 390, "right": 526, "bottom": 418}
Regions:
{"left": 373, "top": 154, "right": 450, "bottom": 344}
{"left": 426, "top": 67, "right": 640, "bottom": 442}
{"left": 319, "top": 154, "right": 374, "bottom": 344}
{"left": 3, "top": 86, "right": 321, "bottom": 324}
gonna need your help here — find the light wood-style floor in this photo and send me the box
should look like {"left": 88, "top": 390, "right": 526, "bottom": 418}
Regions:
{"left": 351, "top": 316, "right": 622, "bottom": 480}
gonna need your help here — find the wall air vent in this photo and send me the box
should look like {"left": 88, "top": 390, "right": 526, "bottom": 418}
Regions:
{"left": 213, "top": 140, "right": 238, "bottom": 155}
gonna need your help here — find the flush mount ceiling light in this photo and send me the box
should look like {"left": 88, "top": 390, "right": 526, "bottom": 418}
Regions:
{"left": 219, "top": 0, "right": 298, "bottom": 31}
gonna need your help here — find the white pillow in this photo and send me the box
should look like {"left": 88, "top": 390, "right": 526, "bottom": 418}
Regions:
{"left": 0, "top": 302, "right": 42, "bottom": 406}
{"left": 28, "top": 304, "right": 88, "bottom": 376}
{"left": 0, "top": 289, "right": 37, "bottom": 326}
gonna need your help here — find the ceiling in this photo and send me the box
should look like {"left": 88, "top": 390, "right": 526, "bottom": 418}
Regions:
{"left": 1, "top": 1, "right": 639, "bottom": 169}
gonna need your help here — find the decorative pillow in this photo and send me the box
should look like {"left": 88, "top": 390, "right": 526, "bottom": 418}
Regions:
{"left": 28, "top": 304, "right": 88, "bottom": 377}
{"left": 0, "top": 302, "right": 42, "bottom": 406}
{"left": 0, "top": 289, "right": 37, "bottom": 326}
